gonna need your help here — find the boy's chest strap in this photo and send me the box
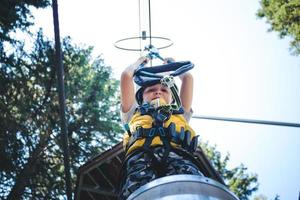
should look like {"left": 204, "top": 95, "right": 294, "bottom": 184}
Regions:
{"left": 138, "top": 103, "right": 185, "bottom": 125}
{"left": 127, "top": 122, "right": 198, "bottom": 153}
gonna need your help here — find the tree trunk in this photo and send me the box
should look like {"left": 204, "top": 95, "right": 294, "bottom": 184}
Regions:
{"left": 6, "top": 135, "right": 49, "bottom": 200}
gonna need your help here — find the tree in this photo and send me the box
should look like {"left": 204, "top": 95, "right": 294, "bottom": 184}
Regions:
{"left": 0, "top": 30, "right": 122, "bottom": 199}
{"left": 257, "top": 0, "right": 300, "bottom": 55}
{"left": 0, "top": 0, "right": 50, "bottom": 43}
{"left": 273, "top": 194, "right": 280, "bottom": 200}
{"left": 201, "top": 142, "right": 258, "bottom": 200}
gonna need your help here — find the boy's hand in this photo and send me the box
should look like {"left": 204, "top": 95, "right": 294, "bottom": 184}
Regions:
{"left": 163, "top": 57, "right": 175, "bottom": 64}
{"left": 135, "top": 56, "right": 149, "bottom": 67}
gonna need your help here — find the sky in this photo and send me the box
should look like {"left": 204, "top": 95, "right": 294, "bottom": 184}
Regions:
{"left": 31, "top": 0, "right": 300, "bottom": 199}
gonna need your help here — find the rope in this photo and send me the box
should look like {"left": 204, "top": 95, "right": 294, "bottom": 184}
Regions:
{"left": 138, "top": 0, "right": 142, "bottom": 55}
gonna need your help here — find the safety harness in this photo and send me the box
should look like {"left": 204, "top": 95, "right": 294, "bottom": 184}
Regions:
{"left": 125, "top": 102, "right": 199, "bottom": 155}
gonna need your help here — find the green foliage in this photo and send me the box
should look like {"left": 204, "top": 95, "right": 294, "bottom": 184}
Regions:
{"left": 0, "top": 0, "right": 50, "bottom": 42}
{"left": 274, "top": 194, "right": 280, "bottom": 200}
{"left": 257, "top": 0, "right": 300, "bottom": 55}
{"left": 201, "top": 142, "right": 258, "bottom": 200}
{"left": 0, "top": 30, "right": 122, "bottom": 199}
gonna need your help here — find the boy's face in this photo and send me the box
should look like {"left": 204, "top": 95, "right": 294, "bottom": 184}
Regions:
{"left": 142, "top": 83, "right": 172, "bottom": 104}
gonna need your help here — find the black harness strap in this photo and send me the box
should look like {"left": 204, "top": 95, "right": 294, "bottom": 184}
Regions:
{"left": 126, "top": 122, "right": 199, "bottom": 154}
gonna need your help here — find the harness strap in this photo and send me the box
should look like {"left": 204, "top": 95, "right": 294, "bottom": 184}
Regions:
{"left": 126, "top": 122, "right": 199, "bottom": 153}
{"left": 160, "top": 75, "right": 181, "bottom": 110}
{"left": 134, "top": 61, "right": 194, "bottom": 87}
{"left": 158, "top": 129, "right": 171, "bottom": 175}
{"left": 138, "top": 103, "right": 184, "bottom": 116}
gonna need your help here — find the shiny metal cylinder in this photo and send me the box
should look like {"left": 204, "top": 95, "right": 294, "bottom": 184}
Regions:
{"left": 127, "top": 174, "right": 239, "bottom": 200}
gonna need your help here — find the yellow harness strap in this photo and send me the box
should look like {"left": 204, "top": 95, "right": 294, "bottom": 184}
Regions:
{"left": 123, "top": 111, "right": 197, "bottom": 155}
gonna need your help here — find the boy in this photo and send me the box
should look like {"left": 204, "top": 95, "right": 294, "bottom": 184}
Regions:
{"left": 119, "top": 56, "right": 202, "bottom": 199}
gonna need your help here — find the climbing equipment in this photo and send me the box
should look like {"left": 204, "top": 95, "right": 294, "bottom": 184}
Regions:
{"left": 123, "top": 98, "right": 199, "bottom": 155}
{"left": 134, "top": 59, "right": 194, "bottom": 87}
{"left": 126, "top": 122, "right": 199, "bottom": 154}
{"left": 133, "top": 45, "right": 194, "bottom": 111}
{"left": 160, "top": 75, "right": 181, "bottom": 110}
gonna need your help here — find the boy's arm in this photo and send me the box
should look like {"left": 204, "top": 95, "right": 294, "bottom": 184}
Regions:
{"left": 120, "top": 57, "right": 149, "bottom": 112}
{"left": 179, "top": 72, "right": 193, "bottom": 113}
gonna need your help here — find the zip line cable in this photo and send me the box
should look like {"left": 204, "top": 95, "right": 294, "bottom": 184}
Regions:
{"left": 115, "top": 0, "right": 173, "bottom": 52}
{"left": 148, "top": 0, "right": 153, "bottom": 66}
{"left": 52, "top": 0, "right": 72, "bottom": 199}
{"left": 138, "top": 0, "right": 142, "bottom": 55}
{"left": 148, "top": 0, "right": 152, "bottom": 48}
{"left": 192, "top": 115, "right": 300, "bottom": 128}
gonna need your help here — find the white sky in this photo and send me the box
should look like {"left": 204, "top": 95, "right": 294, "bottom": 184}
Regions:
{"left": 32, "top": 0, "right": 300, "bottom": 199}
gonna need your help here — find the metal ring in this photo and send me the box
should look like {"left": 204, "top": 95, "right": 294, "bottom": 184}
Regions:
{"left": 114, "top": 36, "right": 173, "bottom": 51}
{"left": 127, "top": 174, "right": 239, "bottom": 200}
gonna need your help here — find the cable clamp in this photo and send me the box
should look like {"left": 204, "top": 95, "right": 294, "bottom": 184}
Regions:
{"left": 161, "top": 75, "right": 175, "bottom": 88}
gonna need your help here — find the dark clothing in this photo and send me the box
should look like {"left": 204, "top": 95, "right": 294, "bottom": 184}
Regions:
{"left": 119, "top": 146, "right": 203, "bottom": 200}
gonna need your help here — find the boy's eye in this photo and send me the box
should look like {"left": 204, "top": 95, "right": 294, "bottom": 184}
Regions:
{"left": 145, "top": 88, "right": 155, "bottom": 93}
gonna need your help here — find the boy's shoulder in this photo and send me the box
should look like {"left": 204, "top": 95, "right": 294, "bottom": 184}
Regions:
{"left": 120, "top": 102, "right": 138, "bottom": 124}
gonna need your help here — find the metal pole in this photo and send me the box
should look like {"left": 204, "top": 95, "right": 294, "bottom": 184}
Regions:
{"left": 52, "top": 0, "right": 72, "bottom": 199}
{"left": 193, "top": 115, "right": 300, "bottom": 128}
